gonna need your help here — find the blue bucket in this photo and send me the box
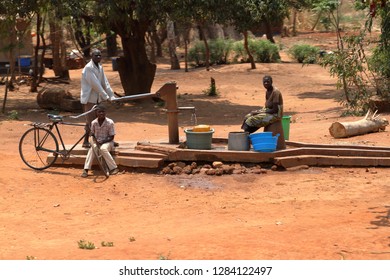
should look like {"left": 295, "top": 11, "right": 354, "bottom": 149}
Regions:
{"left": 19, "top": 56, "right": 31, "bottom": 67}
{"left": 249, "top": 132, "right": 279, "bottom": 152}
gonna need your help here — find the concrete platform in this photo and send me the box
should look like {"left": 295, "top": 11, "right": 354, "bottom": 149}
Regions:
{"left": 52, "top": 141, "right": 167, "bottom": 169}
{"left": 52, "top": 139, "right": 390, "bottom": 170}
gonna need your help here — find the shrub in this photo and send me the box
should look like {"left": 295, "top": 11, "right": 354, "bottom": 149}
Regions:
{"left": 232, "top": 41, "right": 246, "bottom": 62}
{"left": 209, "top": 38, "right": 234, "bottom": 65}
{"left": 189, "top": 38, "right": 281, "bottom": 66}
{"left": 288, "top": 44, "right": 320, "bottom": 64}
{"left": 188, "top": 39, "right": 235, "bottom": 66}
{"left": 233, "top": 39, "right": 280, "bottom": 63}
{"left": 250, "top": 39, "right": 281, "bottom": 63}
{"left": 188, "top": 41, "right": 205, "bottom": 66}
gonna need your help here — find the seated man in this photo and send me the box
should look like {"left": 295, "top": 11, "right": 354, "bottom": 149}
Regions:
{"left": 81, "top": 105, "right": 119, "bottom": 177}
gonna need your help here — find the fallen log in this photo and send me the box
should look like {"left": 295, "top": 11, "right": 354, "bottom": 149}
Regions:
{"left": 37, "top": 87, "right": 82, "bottom": 112}
{"left": 329, "top": 110, "right": 388, "bottom": 138}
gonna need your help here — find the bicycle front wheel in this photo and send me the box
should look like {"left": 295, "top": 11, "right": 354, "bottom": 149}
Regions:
{"left": 19, "top": 127, "right": 59, "bottom": 170}
{"left": 91, "top": 137, "right": 110, "bottom": 178}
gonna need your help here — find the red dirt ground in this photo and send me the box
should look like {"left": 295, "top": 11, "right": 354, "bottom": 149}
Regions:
{"left": 0, "top": 31, "right": 389, "bottom": 260}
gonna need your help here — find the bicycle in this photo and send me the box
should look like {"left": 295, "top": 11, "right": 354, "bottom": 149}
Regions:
{"left": 18, "top": 105, "right": 110, "bottom": 177}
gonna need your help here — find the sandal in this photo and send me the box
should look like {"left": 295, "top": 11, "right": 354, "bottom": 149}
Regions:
{"left": 81, "top": 170, "right": 88, "bottom": 178}
{"left": 82, "top": 142, "right": 91, "bottom": 148}
{"left": 109, "top": 168, "right": 119, "bottom": 175}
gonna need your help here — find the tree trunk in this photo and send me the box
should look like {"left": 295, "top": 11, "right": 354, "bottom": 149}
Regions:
{"left": 38, "top": 15, "right": 47, "bottom": 84}
{"left": 49, "top": 12, "right": 69, "bottom": 79}
{"left": 198, "top": 24, "right": 210, "bottom": 71}
{"left": 329, "top": 113, "right": 389, "bottom": 138}
{"left": 74, "top": 18, "right": 91, "bottom": 57}
{"left": 184, "top": 35, "right": 189, "bottom": 73}
{"left": 106, "top": 33, "right": 118, "bottom": 57}
{"left": 263, "top": 19, "right": 275, "bottom": 44}
{"left": 292, "top": 9, "right": 297, "bottom": 36}
{"left": 243, "top": 31, "right": 256, "bottom": 69}
{"left": 117, "top": 36, "right": 156, "bottom": 95}
{"left": 8, "top": 18, "right": 17, "bottom": 88}
{"left": 167, "top": 21, "right": 180, "bottom": 70}
{"left": 311, "top": 11, "right": 323, "bottom": 31}
{"left": 146, "top": 31, "right": 156, "bottom": 63}
{"left": 30, "top": 14, "right": 42, "bottom": 92}
{"left": 152, "top": 23, "right": 163, "bottom": 57}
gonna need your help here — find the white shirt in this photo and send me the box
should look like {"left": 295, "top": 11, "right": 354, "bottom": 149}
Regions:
{"left": 80, "top": 60, "right": 114, "bottom": 104}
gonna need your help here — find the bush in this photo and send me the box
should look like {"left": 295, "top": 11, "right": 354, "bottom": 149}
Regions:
{"left": 232, "top": 41, "right": 247, "bottom": 62}
{"left": 188, "top": 38, "right": 281, "bottom": 67}
{"left": 251, "top": 39, "right": 281, "bottom": 63}
{"left": 209, "top": 38, "right": 234, "bottom": 65}
{"left": 188, "top": 41, "right": 205, "bottom": 66}
{"left": 288, "top": 44, "right": 320, "bottom": 64}
{"left": 188, "top": 39, "right": 234, "bottom": 67}
{"left": 233, "top": 39, "right": 281, "bottom": 63}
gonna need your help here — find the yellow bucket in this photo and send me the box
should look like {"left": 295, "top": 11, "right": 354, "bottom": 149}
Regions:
{"left": 192, "top": 124, "right": 211, "bottom": 132}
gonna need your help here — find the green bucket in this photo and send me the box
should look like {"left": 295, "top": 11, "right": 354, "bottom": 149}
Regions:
{"left": 282, "top": 116, "right": 291, "bottom": 140}
{"left": 184, "top": 128, "right": 214, "bottom": 150}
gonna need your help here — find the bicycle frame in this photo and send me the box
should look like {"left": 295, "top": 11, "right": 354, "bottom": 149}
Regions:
{"left": 20, "top": 104, "right": 100, "bottom": 171}
{"left": 41, "top": 104, "right": 99, "bottom": 158}
{"left": 49, "top": 121, "right": 87, "bottom": 158}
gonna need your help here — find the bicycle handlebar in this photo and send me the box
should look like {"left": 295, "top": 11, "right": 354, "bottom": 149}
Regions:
{"left": 46, "top": 105, "right": 99, "bottom": 123}
{"left": 68, "top": 105, "right": 99, "bottom": 119}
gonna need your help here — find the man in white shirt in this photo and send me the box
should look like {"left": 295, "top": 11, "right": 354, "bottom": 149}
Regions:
{"left": 80, "top": 49, "right": 116, "bottom": 148}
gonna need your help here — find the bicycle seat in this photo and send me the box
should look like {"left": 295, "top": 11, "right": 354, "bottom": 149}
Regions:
{"left": 47, "top": 114, "right": 63, "bottom": 122}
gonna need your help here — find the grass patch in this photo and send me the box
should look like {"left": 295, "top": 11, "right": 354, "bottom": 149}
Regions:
{"left": 101, "top": 241, "right": 114, "bottom": 247}
{"left": 77, "top": 239, "right": 96, "bottom": 250}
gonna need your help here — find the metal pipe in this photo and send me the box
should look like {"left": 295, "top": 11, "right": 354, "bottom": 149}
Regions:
{"left": 178, "top": 106, "right": 195, "bottom": 111}
{"left": 112, "top": 92, "right": 157, "bottom": 102}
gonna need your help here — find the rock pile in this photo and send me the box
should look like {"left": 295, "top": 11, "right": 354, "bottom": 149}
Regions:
{"left": 160, "top": 161, "right": 269, "bottom": 176}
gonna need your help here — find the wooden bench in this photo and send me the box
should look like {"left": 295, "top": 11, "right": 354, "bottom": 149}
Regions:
{"left": 264, "top": 120, "right": 286, "bottom": 150}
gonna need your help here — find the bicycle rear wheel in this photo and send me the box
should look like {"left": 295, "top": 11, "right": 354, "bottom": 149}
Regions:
{"left": 19, "top": 127, "right": 59, "bottom": 170}
{"left": 90, "top": 136, "right": 110, "bottom": 178}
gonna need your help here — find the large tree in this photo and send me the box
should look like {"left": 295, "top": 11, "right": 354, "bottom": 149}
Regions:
{"left": 90, "top": 1, "right": 171, "bottom": 95}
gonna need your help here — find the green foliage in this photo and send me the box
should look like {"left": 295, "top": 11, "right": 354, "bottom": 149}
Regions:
{"left": 8, "top": 110, "right": 19, "bottom": 120}
{"left": 203, "top": 77, "right": 219, "bottom": 96}
{"left": 232, "top": 41, "right": 246, "bottom": 62}
{"left": 368, "top": 47, "right": 390, "bottom": 98}
{"left": 288, "top": 44, "right": 320, "bottom": 64}
{"left": 317, "top": 1, "right": 390, "bottom": 114}
{"left": 209, "top": 38, "right": 234, "bottom": 65}
{"left": 188, "top": 41, "right": 205, "bottom": 66}
{"left": 318, "top": 32, "right": 375, "bottom": 115}
{"left": 233, "top": 39, "right": 280, "bottom": 63}
{"left": 188, "top": 39, "right": 234, "bottom": 66}
{"left": 189, "top": 38, "right": 280, "bottom": 67}
{"left": 250, "top": 39, "right": 280, "bottom": 63}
